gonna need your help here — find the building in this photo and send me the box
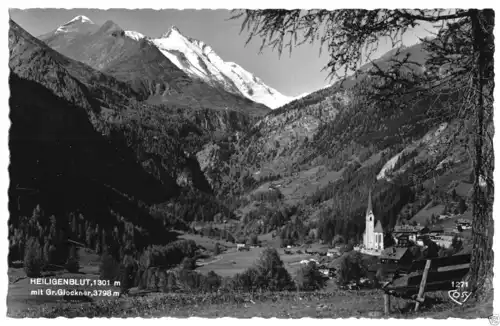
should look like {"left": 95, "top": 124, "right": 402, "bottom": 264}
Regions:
{"left": 393, "top": 224, "right": 424, "bottom": 243}
{"left": 428, "top": 225, "right": 445, "bottom": 235}
{"left": 432, "top": 234, "right": 456, "bottom": 248}
{"left": 379, "top": 247, "right": 413, "bottom": 265}
{"left": 327, "top": 248, "right": 340, "bottom": 257}
{"left": 395, "top": 234, "right": 412, "bottom": 247}
{"left": 362, "top": 190, "right": 384, "bottom": 251}
{"left": 237, "top": 243, "right": 249, "bottom": 251}
{"left": 456, "top": 219, "right": 472, "bottom": 230}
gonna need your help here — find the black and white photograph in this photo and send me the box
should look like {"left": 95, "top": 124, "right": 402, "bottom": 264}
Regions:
{"left": 4, "top": 3, "right": 497, "bottom": 320}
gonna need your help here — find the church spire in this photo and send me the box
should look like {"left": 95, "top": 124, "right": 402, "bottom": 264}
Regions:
{"left": 366, "top": 189, "right": 373, "bottom": 216}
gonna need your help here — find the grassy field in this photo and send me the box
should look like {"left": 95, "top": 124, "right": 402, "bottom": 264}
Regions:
{"left": 196, "top": 246, "right": 311, "bottom": 278}
{"left": 178, "top": 233, "right": 236, "bottom": 252}
{"left": 8, "top": 289, "right": 493, "bottom": 318}
{"left": 411, "top": 203, "right": 446, "bottom": 224}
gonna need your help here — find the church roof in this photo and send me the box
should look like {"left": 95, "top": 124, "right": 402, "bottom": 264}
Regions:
{"left": 374, "top": 220, "right": 383, "bottom": 233}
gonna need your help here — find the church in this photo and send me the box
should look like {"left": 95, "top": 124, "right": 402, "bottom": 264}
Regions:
{"left": 363, "top": 190, "right": 384, "bottom": 251}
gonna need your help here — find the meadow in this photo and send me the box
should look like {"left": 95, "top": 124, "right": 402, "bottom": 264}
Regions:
{"left": 7, "top": 232, "right": 489, "bottom": 318}
{"left": 8, "top": 287, "right": 492, "bottom": 318}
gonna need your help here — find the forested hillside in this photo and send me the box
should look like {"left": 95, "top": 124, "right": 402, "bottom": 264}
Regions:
{"left": 8, "top": 20, "right": 234, "bottom": 269}
{"left": 203, "top": 40, "right": 477, "bottom": 246}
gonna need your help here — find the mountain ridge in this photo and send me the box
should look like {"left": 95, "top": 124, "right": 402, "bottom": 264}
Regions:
{"left": 39, "top": 17, "right": 271, "bottom": 120}
{"left": 39, "top": 15, "right": 293, "bottom": 109}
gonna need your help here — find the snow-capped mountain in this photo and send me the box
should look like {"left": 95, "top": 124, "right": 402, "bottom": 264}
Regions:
{"left": 124, "top": 30, "right": 145, "bottom": 41}
{"left": 151, "top": 26, "right": 293, "bottom": 109}
{"left": 40, "top": 16, "right": 291, "bottom": 110}
{"left": 38, "top": 16, "right": 270, "bottom": 117}
{"left": 53, "top": 15, "right": 98, "bottom": 35}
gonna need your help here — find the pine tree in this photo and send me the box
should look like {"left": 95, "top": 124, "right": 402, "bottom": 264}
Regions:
{"left": 24, "top": 237, "right": 43, "bottom": 277}
{"left": 65, "top": 245, "right": 80, "bottom": 273}
{"left": 100, "top": 251, "right": 120, "bottom": 281}
{"left": 459, "top": 198, "right": 468, "bottom": 214}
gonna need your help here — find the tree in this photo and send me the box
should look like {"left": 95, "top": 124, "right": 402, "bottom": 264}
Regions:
{"left": 332, "top": 234, "right": 345, "bottom": 247}
{"left": 248, "top": 233, "right": 259, "bottom": 246}
{"left": 119, "top": 255, "right": 138, "bottom": 294}
{"left": 233, "top": 8, "right": 494, "bottom": 301}
{"left": 337, "top": 252, "right": 365, "bottom": 286}
{"left": 65, "top": 245, "right": 80, "bottom": 273}
{"left": 384, "top": 233, "right": 396, "bottom": 248}
{"left": 452, "top": 235, "right": 464, "bottom": 254}
{"left": 100, "top": 251, "right": 120, "bottom": 282}
{"left": 24, "top": 237, "right": 42, "bottom": 277}
{"left": 181, "top": 257, "right": 196, "bottom": 270}
{"left": 213, "top": 242, "right": 221, "bottom": 255}
{"left": 459, "top": 198, "right": 468, "bottom": 214}
{"left": 295, "top": 262, "right": 327, "bottom": 291}
{"left": 253, "top": 247, "right": 294, "bottom": 291}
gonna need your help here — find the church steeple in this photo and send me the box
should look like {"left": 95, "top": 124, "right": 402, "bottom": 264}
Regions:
{"left": 366, "top": 189, "right": 373, "bottom": 216}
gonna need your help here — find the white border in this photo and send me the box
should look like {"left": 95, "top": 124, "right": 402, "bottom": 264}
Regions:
{"left": 1, "top": 2, "right": 499, "bottom": 326}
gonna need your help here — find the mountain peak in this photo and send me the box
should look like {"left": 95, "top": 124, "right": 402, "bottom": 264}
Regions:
{"left": 98, "top": 20, "right": 123, "bottom": 34}
{"left": 151, "top": 27, "right": 292, "bottom": 109}
{"left": 160, "top": 25, "right": 185, "bottom": 39}
{"left": 54, "top": 15, "right": 96, "bottom": 34}
{"left": 65, "top": 15, "right": 94, "bottom": 25}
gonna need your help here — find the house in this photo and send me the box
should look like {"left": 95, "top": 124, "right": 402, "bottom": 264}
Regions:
{"left": 237, "top": 243, "right": 249, "bottom": 251}
{"left": 327, "top": 248, "right": 340, "bottom": 257}
{"left": 416, "top": 235, "right": 426, "bottom": 247}
{"left": 300, "top": 259, "right": 319, "bottom": 265}
{"left": 321, "top": 262, "right": 338, "bottom": 277}
{"left": 432, "top": 234, "right": 456, "bottom": 248}
{"left": 456, "top": 219, "right": 472, "bottom": 230}
{"left": 393, "top": 224, "right": 424, "bottom": 243}
{"left": 362, "top": 190, "right": 384, "bottom": 251}
{"left": 318, "top": 264, "right": 335, "bottom": 277}
{"left": 395, "top": 234, "right": 412, "bottom": 247}
{"left": 429, "top": 225, "right": 445, "bottom": 235}
{"left": 318, "top": 268, "right": 331, "bottom": 277}
{"left": 379, "top": 247, "right": 413, "bottom": 265}
{"left": 318, "top": 248, "right": 329, "bottom": 256}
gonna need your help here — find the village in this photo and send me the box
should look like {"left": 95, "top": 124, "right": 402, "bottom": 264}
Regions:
{"left": 230, "top": 190, "right": 473, "bottom": 291}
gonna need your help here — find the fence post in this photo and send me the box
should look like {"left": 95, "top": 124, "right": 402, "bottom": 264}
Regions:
{"left": 384, "top": 293, "right": 391, "bottom": 315}
{"left": 414, "top": 259, "right": 432, "bottom": 312}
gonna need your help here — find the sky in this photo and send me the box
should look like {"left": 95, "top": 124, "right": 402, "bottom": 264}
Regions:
{"left": 9, "top": 8, "right": 436, "bottom": 97}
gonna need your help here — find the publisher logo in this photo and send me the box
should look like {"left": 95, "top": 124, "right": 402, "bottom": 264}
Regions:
{"left": 489, "top": 315, "right": 500, "bottom": 326}
{"left": 447, "top": 289, "right": 472, "bottom": 305}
